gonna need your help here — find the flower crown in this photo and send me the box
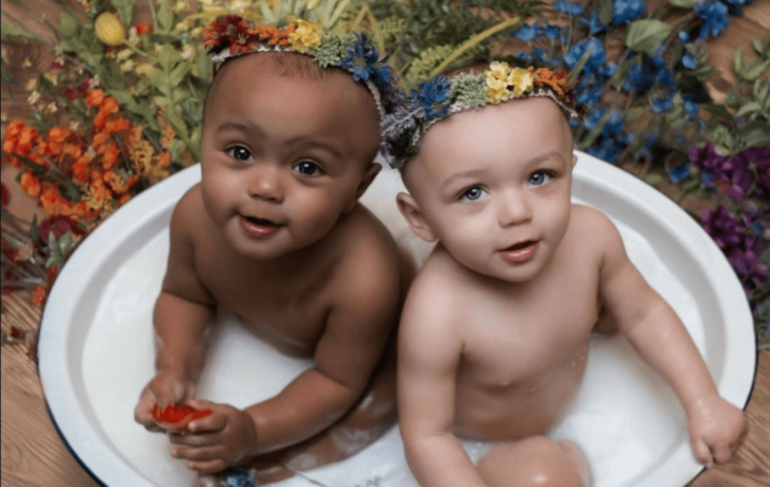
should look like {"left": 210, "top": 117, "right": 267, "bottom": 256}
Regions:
{"left": 202, "top": 15, "right": 399, "bottom": 120}
{"left": 381, "top": 62, "right": 578, "bottom": 168}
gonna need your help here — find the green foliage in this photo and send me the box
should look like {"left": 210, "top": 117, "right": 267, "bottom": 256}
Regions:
{"left": 1, "top": 23, "right": 39, "bottom": 40}
{"left": 625, "top": 19, "right": 674, "bottom": 55}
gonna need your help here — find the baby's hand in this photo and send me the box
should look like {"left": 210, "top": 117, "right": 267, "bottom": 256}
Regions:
{"left": 686, "top": 394, "right": 748, "bottom": 468}
{"left": 169, "top": 400, "right": 258, "bottom": 474}
{"left": 134, "top": 370, "right": 197, "bottom": 432}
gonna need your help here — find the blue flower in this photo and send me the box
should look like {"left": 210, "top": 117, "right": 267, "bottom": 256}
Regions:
{"left": 538, "top": 22, "right": 562, "bottom": 40}
{"left": 651, "top": 95, "right": 675, "bottom": 112}
{"left": 576, "top": 75, "right": 603, "bottom": 106}
{"left": 564, "top": 38, "right": 606, "bottom": 72}
{"left": 667, "top": 161, "right": 692, "bottom": 183}
{"left": 638, "top": 132, "right": 658, "bottom": 159}
{"left": 718, "top": 0, "right": 752, "bottom": 16}
{"left": 683, "top": 94, "right": 700, "bottom": 118}
{"left": 553, "top": 0, "right": 585, "bottom": 16}
{"left": 602, "top": 110, "right": 625, "bottom": 138}
{"left": 695, "top": 1, "right": 729, "bottom": 39}
{"left": 588, "top": 138, "right": 624, "bottom": 163}
{"left": 650, "top": 69, "right": 678, "bottom": 113}
{"left": 579, "top": 11, "right": 608, "bottom": 34}
{"left": 411, "top": 76, "right": 451, "bottom": 122}
{"left": 612, "top": 0, "right": 646, "bottom": 25}
{"left": 372, "top": 63, "right": 394, "bottom": 90}
{"left": 341, "top": 37, "right": 380, "bottom": 83}
{"left": 515, "top": 51, "right": 533, "bottom": 62}
{"left": 681, "top": 50, "right": 698, "bottom": 69}
{"left": 225, "top": 468, "right": 254, "bottom": 487}
{"left": 513, "top": 24, "right": 537, "bottom": 42}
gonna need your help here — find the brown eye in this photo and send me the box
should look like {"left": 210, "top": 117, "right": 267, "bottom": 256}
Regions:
{"left": 293, "top": 160, "right": 323, "bottom": 176}
{"left": 227, "top": 146, "right": 252, "bottom": 161}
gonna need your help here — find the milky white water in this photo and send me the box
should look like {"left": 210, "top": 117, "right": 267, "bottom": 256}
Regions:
{"left": 81, "top": 167, "right": 705, "bottom": 487}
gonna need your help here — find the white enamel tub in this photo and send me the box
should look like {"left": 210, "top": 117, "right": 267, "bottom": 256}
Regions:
{"left": 37, "top": 152, "right": 756, "bottom": 487}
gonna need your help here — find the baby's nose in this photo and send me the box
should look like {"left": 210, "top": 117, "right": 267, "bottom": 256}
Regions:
{"left": 497, "top": 191, "right": 533, "bottom": 227}
{"left": 247, "top": 166, "right": 284, "bottom": 203}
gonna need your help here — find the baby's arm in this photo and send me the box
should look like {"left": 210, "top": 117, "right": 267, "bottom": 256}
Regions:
{"left": 398, "top": 284, "right": 487, "bottom": 487}
{"left": 591, "top": 208, "right": 747, "bottom": 466}
{"left": 134, "top": 188, "right": 217, "bottom": 430}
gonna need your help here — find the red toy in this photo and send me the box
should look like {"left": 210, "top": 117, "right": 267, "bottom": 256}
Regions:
{"left": 151, "top": 403, "right": 212, "bottom": 432}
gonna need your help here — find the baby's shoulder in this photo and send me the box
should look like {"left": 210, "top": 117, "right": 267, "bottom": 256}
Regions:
{"left": 328, "top": 205, "right": 404, "bottom": 303}
{"left": 169, "top": 184, "right": 210, "bottom": 239}
{"left": 402, "top": 249, "right": 467, "bottom": 321}
{"left": 567, "top": 204, "right": 623, "bottom": 248}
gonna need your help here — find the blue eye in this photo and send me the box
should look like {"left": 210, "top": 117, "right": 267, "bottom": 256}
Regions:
{"left": 460, "top": 186, "right": 489, "bottom": 202}
{"left": 227, "top": 146, "right": 252, "bottom": 161}
{"left": 294, "top": 160, "right": 323, "bottom": 176}
{"left": 529, "top": 171, "right": 552, "bottom": 186}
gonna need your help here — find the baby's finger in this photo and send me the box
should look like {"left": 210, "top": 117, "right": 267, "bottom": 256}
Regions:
{"left": 169, "top": 432, "right": 219, "bottom": 447}
{"left": 712, "top": 442, "right": 733, "bottom": 464}
{"left": 188, "top": 412, "right": 227, "bottom": 434}
{"left": 172, "top": 445, "right": 224, "bottom": 462}
{"left": 691, "top": 438, "right": 713, "bottom": 468}
{"left": 187, "top": 459, "right": 229, "bottom": 475}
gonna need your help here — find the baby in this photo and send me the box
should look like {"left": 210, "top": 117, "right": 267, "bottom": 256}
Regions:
{"left": 133, "top": 16, "right": 413, "bottom": 484}
{"left": 382, "top": 63, "right": 748, "bottom": 487}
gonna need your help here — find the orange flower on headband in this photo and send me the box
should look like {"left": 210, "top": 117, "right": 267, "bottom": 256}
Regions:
{"left": 532, "top": 67, "right": 569, "bottom": 99}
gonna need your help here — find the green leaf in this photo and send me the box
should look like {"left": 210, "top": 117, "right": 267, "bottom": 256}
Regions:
{"left": 709, "top": 125, "right": 734, "bottom": 154}
{"left": 643, "top": 174, "right": 662, "bottom": 186}
{"left": 753, "top": 39, "right": 769, "bottom": 57}
{"left": 701, "top": 103, "right": 733, "bottom": 122}
{"left": 1, "top": 23, "right": 39, "bottom": 40}
{"left": 157, "top": 44, "right": 180, "bottom": 72}
{"left": 624, "top": 106, "right": 646, "bottom": 124}
{"left": 30, "top": 214, "right": 40, "bottom": 244}
{"left": 110, "top": 0, "right": 137, "bottom": 27}
{"left": 625, "top": 19, "right": 673, "bottom": 55}
{"left": 567, "top": 48, "right": 593, "bottom": 84}
{"left": 157, "top": 0, "right": 174, "bottom": 33}
{"left": 743, "top": 127, "right": 770, "bottom": 149}
{"left": 610, "top": 56, "right": 634, "bottom": 89}
{"left": 58, "top": 232, "right": 73, "bottom": 256}
{"left": 735, "top": 102, "right": 761, "bottom": 118}
{"left": 680, "top": 177, "right": 700, "bottom": 193}
{"left": 60, "top": 12, "right": 79, "bottom": 38}
{"left": 669, "top": 0, "right": 698, "bottom": 8}
{"left": 168, "top": 62, "right": 191, "bottom": 88}
{"left": 598, "top": 0, "right": 614, "bottom": 25}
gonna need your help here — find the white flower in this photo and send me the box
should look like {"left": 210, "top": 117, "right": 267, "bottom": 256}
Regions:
{"left": 25, "top": 78, "right": 38, "bottom": 91}
{"left": 27, "top": 91, "right": 41, "bottom": 105}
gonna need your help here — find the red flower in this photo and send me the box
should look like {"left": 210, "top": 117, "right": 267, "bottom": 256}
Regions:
{"left": 38, "top": 216, "right": 83, "bottom": 243}
{"left": 151, "top": 403, "right": 212, "bottom": 432}
{"left": 32, "top": 285, "right": 46, "bottom": 305}
{"left": 135, "top": 22, "right": 153, "bottom": 35}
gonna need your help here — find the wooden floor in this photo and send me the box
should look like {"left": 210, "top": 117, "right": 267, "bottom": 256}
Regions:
{"left": 1, "top": 0, "right": 769, "bottom": 486}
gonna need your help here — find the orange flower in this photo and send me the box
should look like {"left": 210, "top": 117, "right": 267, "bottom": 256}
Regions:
{"left": 3, "top": 121, "right": 39, "bottom": 158}
{"left": 20, "top": 172, "right": 42, "bottom": 198}
{"left": 86, "top": 89, "right": 106, "bottom": 108}
{"left": 104, "top": 170, "right": 138, "bottom": 194}
{"left": 72, "top": 156, "right": 91, "bottom": 184}
{"left": 92, "top": 131, "right": 111, "bottom": 148}
{"left": 85, "top": 173, "right": 113, "bottom": 212}
{"left": 40, "top": 184, "right": 65, "bottom": 215}
{"left": 100, "top": 141, "right": 120, "bottom": 171}
{"left": 46, "top": 127, "right": 71, "bottom": 145}
{"left": 105, "top": 117, "right": 131, "bottom": 135}
{"left": 63, "top": 143, "right": 82, "bottom": 159}
{"left": 157, "top": 152, "right": 171, "bottom": 167}
{"left": 533, "top": 68, "right": 568, "bottom": 99}
{"left": 135, "top": 22, "right": 153, "bottom": 35}
{"left": 32, "top": 284, "right": 47, "bottom": 305}
{"left": 160, "top": 121, "right": 176, "bottom": 149}
{"left": 93, "top": 97, "right": 121, "bottom": 128}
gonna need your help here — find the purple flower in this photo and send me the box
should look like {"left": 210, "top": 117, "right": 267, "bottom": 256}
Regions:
{"left": 553, "top": 0, "right": 585, "bottom": 16}
{"left": 612, "top": 0, "right": 646, "bottom": 25}
{"left": 695, "top": 1, "right": 730, "bottom": 39}
{"left": 702, "top": 205, "right": 744, "bottom": 249}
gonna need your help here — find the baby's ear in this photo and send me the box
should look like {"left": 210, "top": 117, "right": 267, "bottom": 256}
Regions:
{"left": 571, "top": 153, "right": 578, "bottom": 168}
{"left": 343, "top": 163, "right": 382, "bottom": 213}
{"left": 397, "top": 192, "right": 437, "bottom": 243}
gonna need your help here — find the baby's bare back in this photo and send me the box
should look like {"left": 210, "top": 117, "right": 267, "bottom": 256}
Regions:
{"left": 176, "top": 184, "right": 408, "bottom": 357}
{"left": 423, "top": 208, "right": 604, "bottom": 441}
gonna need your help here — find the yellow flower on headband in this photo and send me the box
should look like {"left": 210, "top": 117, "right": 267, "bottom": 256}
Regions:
{"left": 486, "top": 61, "right": 512, "bottom": 104}
{"left": 509, "top": 67, "right": 534, "bottom": 97}
{"left": 288, "top": 19, "right": 321, "bottom": 53}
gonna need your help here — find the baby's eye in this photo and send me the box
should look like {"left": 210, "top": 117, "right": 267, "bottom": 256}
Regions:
{"left": 460, "top": 186, "right": 489, "bottom": 202}
{"left": 227, "top": 145, "right": 253, "bottom": 161}
{"left": 529, "top": 171, "right": 552, "bottom": 186}
{"left": 293, "top": 160, "right": 323, "bottom": 176}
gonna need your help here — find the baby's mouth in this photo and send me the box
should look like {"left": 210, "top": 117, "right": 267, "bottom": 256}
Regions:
{"left": 499, "top": 240, "right": 539, "bottom": 263}
{"left": 239, "top": 215, "right": 283, "bottom": 238}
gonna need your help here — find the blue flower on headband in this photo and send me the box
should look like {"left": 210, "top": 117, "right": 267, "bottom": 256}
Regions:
{"left": 411, "top": 76, "right": 451, "bottom": 122}
{"left": 372, "top": 63, "right": 394, "bottom": 90}
{"left": 341, "top": 37, "right": 380, "bottom": 83}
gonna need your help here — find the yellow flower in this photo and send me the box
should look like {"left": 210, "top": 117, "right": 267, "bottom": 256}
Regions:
{"left": 487, "top": 61, "right": 511, "bottom": 84}
{"left": 27, "top": 90, "right": 41, "bottom": 105}
{"left": 486, "top": 82, "right": 509, "bottom": 104}
{"left": 116, "top": 48, "right": 133, "bottom": 61}
{"left": 120, "top": 60, "right": 135, "bottom": 72}
{"left": 135, "top": 63, "right": 158, "bottom": 77}
{"left": 288, "top": 19, "right": 321, "bottom": 53}
{"left": 94, "top": 12, "right": 126, "bottom": 46}
{"left": 509, "top": 67, "right": 534, "bottom": 97}
{"left": 44, "top": 73, "right": 58, "bottom": 86}
{"left": 22, "top": 58, "right": 32, "bottom": 68}
{"left": 25, "top": 78, "right": 38, "bottom": 91}
{"left": 180, "top": 45, "right": 195, "bottom": 60}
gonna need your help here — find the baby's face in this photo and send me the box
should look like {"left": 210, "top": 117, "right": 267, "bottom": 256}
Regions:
{"left": 200, "top": 54, "right": 380, "bottom": 259}
{"left": 400, "top": 97, "right": 576, "bottom": 283}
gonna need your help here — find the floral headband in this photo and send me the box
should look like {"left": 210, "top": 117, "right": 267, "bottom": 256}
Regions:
{"left": 202, "top": 15, "right": 399, "bottom": 121}
{"left": 381, "top": 62, "right": 578, "bottom": 168}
